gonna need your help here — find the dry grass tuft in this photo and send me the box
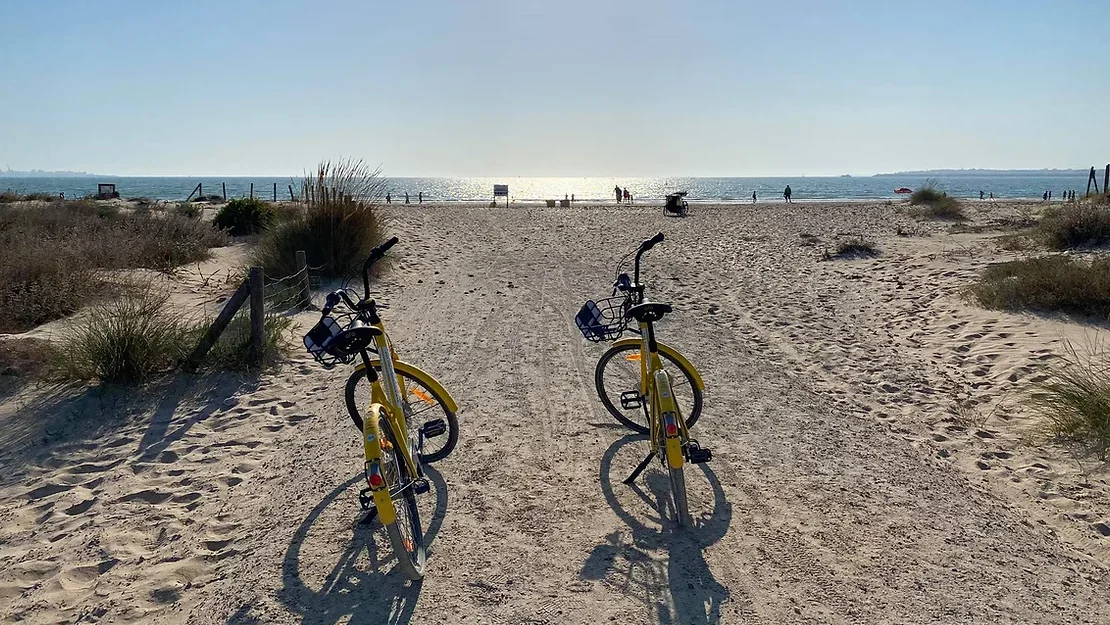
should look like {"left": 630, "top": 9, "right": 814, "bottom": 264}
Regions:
{"left": 252, "top": 159, "right": 388, "bottom": 280}
{"left": 970, "top": 255, "right": 1110, "bottom": 318}
{"left": 1033, "top": 342, "right": 1110, "bottom": 460}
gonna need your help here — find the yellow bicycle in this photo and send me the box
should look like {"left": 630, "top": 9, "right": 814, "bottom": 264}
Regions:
{"left": 577, "top": 233, "right": 711, "bottom": 526}
{"left": 304, "top": 237, "right": 458, "bottom": 580}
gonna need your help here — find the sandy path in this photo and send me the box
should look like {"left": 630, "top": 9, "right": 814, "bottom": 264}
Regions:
{"left": 2, "top": 202, "right": 1109, "bottom": 624}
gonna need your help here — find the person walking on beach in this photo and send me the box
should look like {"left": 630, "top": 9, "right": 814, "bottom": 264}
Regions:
{"left": 1043, "top": 191, "right": 1048, "bottom": 201}
{"left": 386, "top": 192, "right": 391, "bottom": 204}
{"left": 979, "top": 190, "right": 984, "bottom": 200}
{"left": 571, "top": 193, "right": 575, "bottom": 204}
{"left": 419, "top": 192, "right": 423, "bottom": 204}
{"left": 784, "top": 185, "right": 792, "bottom": 203}
{"left": 752, "top": 191, "right": 757, "bottom": 204}
{"left": 623, "top": 188, "right": 630, "bottom": 203}
{"left": 615, "top": 185, "right": 622, "bottom": 204}
{"left": 989, "top": 192, "right": 994, "bottom": 200}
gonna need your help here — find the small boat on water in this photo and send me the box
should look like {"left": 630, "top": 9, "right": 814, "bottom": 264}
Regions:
{"left": 895, "top": 187, "right": 913, "bottom": 194}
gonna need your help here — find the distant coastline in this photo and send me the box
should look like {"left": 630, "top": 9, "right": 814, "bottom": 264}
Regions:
{"left": 0, "top": 169, "right": 96, "bottom": 177}
{"left": 873, "top": 168, "right": 1087, "bottom": 177}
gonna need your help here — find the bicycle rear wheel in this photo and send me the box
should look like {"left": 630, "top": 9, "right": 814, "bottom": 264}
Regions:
{"left": 378, "top": 417, "right": 426, "bottom": 580}
{"left": 594, "top": 344, "right": 702, "bottom": 434}
{"left": 347, "top": 367, "right": 459, "bottom": 463}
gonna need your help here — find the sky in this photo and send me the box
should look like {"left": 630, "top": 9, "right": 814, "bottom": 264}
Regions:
{"left": 2, "top": 0, "right": 1108, "bottom": 177}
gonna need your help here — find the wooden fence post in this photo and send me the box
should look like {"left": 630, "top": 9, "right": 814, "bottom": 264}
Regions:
{"left": 1104, "top": 165, "right": 1109, "bottom": 196}
{"left": 288, "top": 185, "right": 295, "bottom": 201}
{"left": 249, "top": 266, "right": 265, "bottom": 366}
{"left": 186, "top": 182, "right": 202, "bottom": 202}
{"left": 185, "top": 280, "right": 250, "bottom": 370}
{"left": 273, "top": 182, "right": 277, "bottom": 202}
{"left": 295, "top": 250, "right": 312, "bottom": 309}
{"left": 222, "top": 182, "right": 227, "bottom": 201}
{"left": 250, "top": 183, "right": 254, "bottom": 200}
{"left": 199, "top": 182, "right": 203, "bottom": 199}
{"left": 1088, "top": 167, "right": 1097, "bottom": 195}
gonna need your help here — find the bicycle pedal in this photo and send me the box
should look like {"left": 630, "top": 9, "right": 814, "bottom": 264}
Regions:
{"left": 413, "top": 478, "right": 430, "bottom": 495}
{"left": 686, "top": 445, "right": 712, "bottom": 464}
{"left": 620, "top": 391, "right": 643, "bottom": 410}
{"left": 358, "top": 487, "right": 374, "bottom": 511}
{"left": 421, "top": 419, "right": 447, "bottom": 438}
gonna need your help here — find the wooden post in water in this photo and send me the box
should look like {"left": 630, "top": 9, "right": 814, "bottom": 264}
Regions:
{"left": 295, "top": 250, "right": 311, "bottom": 309}
{"left": 186, "top": 182, "right": 202, "bottom": 202}
{"left": 288, "top": 185, "right": 295, "bottom": 201}
{"left": 1104, "top": 165, "right": 1109, "bottom": 196}
{"left": 250, "top": 183, "right": 254, "bottom": 199}
{"left": 273, "top": 182, "right": 277, "bottom": 202}
{"left": 1088, "top": 167, "right": 1097, "bottom": 195}
{"left": 199, "top": 182, "right": 203, "bottom": 199}
{"left": 222, "top": 182, "right": 227, "bottom": 201}
{"left": 249, "top": 267, "right": 265, "bottom": 367}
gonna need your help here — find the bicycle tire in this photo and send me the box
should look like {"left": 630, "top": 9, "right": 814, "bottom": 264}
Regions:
{"left": 594, "top": 344, "right": 702, "bottom": 434}
{"left": 379, "top": 416, "right": 426, "bottom": 580}
{"left": 669, "top": 465, "right": 691, "bottom": 527}
{"left": 346, "top": 367, "right": 459, "bottom": 463}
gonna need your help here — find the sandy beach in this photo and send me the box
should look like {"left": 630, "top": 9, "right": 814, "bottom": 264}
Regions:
{"left": 2, "top": 199, "right": 1109, "bottom": 624}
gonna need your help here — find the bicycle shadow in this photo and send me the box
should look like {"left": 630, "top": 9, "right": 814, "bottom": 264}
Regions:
{"left": 276, "top": 464, "right": 449, "bottom": 625}
{"left": 580, "top": 434, "right": 735, "bottom": 625}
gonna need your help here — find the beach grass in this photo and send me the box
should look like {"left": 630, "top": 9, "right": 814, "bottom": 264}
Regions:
{"left": 1035, "top": 203, "right": 1110, "bottom": 250}
{"left": 1033, "top": 342, "right": 1110, "bottom": 460}
{"left": 831, "top": 236, "right": 879, "bottom": 259}
{"left": 252, "top": 159, "right": 388, "bottom": 280}
{"left": 213, "top": 197, "right": 274, "bottom": 236}
{"left": 970, "top": 255, "right": 1110, "bottom": 318}
{"left": 907, "top": 179, "right": 965, "bottom": 220}
{"left": 0, "top": 199, "right": 228, "bottom": 333}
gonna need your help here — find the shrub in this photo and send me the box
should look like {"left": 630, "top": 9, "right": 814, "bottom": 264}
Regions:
{"left": 0, "top": 201, "right": 228, "bottom": 333}
{"left": 909, "top": 180, "right": 944, "bottom": 206}
{"left": 173, "top": 202, "right": 203, "bottom": 220}
{"left": 969, "top": 255, "right": 1110, "bottom": 318}
{"left": 1035, "top": 204, "right": 1110, "bottom": 250}
{"left": 0, "top": 337, "right": 58, "bottom": 378}
{"left": 213, "top": 197, "right": 273, "bottom": 236}
{"left": 252, "top": 159, "right": 387, "bottom": 279}
{"left": 1032, "top": 343, "right": 1110, "bottom": 460}
{"left": 828, "top": 236, "right": 879, "bottom": 259}
{"left": 57, "top": 289, "right": 193, "bottom": 383}
{"left": 193, "top": 311, "right": 293, "bottom": 370}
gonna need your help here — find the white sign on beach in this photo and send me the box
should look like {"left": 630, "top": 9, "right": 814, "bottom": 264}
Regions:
{"left": 493, "top": 184, "right": 508, "bottom": 197}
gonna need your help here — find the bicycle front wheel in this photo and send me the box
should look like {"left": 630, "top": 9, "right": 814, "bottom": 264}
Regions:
{"left": 594, "top": 344, "right": 702, "bottom": 434}
{"left": 346, "top": 367, "right": 459, "bottom": 463}
{"left": 378, "top": 416, "right": 426, "bottom": 580}
{"left": 669, "top": 466, "right": 691, "bottom": 527}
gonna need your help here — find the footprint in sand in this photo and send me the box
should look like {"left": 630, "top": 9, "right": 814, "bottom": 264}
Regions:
{"left": 118, "top": 489, "right": 173, "bottom": 504}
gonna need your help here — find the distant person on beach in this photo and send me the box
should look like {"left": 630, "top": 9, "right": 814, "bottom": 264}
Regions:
{"left": 571, "top": 193, "right": 575, "bottom": 204}
{"left": 614, "top": 185, "right": 622, "bottom": 204}
{"left": 784, "top": 185, "right": 792, "bottom": 203}
{"left": 405, "top": 192, "right": 410, "bottom": 204}
{"left": 1043, "top": 191, "right": 1048, "bottom": 201}
{"left": 989, "top": 192, "right": 994, "bottom": 200}
{"left": 386, "top": 192, "right": 391, "bottom": 204}
{"left": 419, "top": 192, "right": 423, "bottom": 204}
{"left": 752, "top": 191, "right": 757, "bottom": 203}
{"left": 979, "top": 190, "right": 984, "bottom": 200}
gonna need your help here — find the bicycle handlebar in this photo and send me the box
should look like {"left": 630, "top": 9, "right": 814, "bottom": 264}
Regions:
{"left": 362, "top": 236, "right": 400, "bottom": 298}
{"left": 633, "top": 232, "right": 664, "bottom": 285}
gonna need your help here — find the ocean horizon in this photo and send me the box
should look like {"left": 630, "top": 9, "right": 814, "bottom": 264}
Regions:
{"left": 0, "top": 173, "right": 1097, "bottom": 203}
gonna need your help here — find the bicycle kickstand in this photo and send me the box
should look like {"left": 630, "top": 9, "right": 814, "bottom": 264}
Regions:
{"left": 623, "top": 452, "right": 656, "bottom": 485}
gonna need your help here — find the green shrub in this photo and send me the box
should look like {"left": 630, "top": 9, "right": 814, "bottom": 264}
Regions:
{"left": 1035, "top": 204, "right": 1110, "bottom": 250}
{"left": 57, "top": 289, "right": 193, "bottom": 383}
{"left": 909, "top": 180, "right": 944, "bottom": 206}
{"left": 253, "top": 159, "right": 387, "bottom": 279}
{"left": 970, "top": 255, "right": 1110, "bottom": 318}
{"left": 907, "top": 179, "right": 965, "bottom": 220}
{"left": 1033, "top": 344, "right": 1110, "bottom": 459}
{"left": 213, "top": 197, "right": 273, "bottom": 236}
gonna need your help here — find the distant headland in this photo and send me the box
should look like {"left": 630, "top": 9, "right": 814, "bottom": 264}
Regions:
{"left": 873, "top": 168, "right": 1087, "bottom": 177}
{"left": 0, "top": 168, "right": 97, "bottom": 177}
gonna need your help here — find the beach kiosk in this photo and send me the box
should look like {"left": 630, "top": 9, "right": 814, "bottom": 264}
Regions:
{"left": 97, "top": 183, "right": 119, "bottom": 199}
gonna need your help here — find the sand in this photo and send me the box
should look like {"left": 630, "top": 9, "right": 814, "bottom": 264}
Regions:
{"left": 2, "top": 199, "right": 1109, "bottom": 624}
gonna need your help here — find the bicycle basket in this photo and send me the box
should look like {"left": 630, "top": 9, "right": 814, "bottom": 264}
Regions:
{"left": 303, "top": 316, "right": 356, "bottom": 366}
{"left": 576, "top": 297, "right": 628, "bottom": 342}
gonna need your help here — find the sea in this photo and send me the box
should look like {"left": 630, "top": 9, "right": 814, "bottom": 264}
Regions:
{"left": 0, "top": 173, "right": 1095, "bottom": 203}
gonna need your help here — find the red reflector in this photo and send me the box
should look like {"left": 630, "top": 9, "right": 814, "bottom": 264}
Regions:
{"left": 665, "top": 423, "right": 678, "bottom": 436}
{"left": 369, "top": 473, "right": 384, "bottom": 488}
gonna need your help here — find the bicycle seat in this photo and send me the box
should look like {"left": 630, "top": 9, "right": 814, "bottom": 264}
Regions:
{"left": 323, "top": 320, "right": 382, "bottom": 357}
{"left": 626, "top": 302, "right": 672, "bottom": 323}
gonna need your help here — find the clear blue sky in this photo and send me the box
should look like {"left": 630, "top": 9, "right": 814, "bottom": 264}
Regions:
{"left": 2, "top": 0, "right": 1107, "bottom": 176}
